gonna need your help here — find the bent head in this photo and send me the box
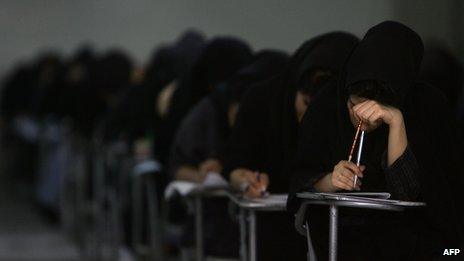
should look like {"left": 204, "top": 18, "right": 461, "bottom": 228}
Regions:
{"left": 295, "top": 68, "right": 333, "bottom": 122}
{"left": 347, "top": 80, "right": 399, "bottom": 132}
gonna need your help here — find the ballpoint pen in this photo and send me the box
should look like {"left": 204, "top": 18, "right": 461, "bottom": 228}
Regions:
{"left": 348, "top": 121, "right": 364, "bottom": 188}
{"left": 354, "top": 130, "right": 365, "bottom": 187}
{"left": 348, "top": 121, "right": 362, "bottom": 162}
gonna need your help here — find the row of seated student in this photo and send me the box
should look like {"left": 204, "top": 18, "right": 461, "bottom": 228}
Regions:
{"left": 1, "top": 21, "right": 464, "bottom": 260}
{"left": 167, "top": 21, "right": 464, "bottom": 260}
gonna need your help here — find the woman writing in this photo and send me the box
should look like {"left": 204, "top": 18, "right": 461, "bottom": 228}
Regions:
{"left": 288, "top": 21, "right": 464, "bottom": 260}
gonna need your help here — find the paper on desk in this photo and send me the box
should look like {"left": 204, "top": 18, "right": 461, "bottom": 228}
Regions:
{"left": 250, "top": 194, "right": 288, "bottom": 204}
{"left": 202, "top": 172, "right": 228, "bottom": 187}
{"left": 336, "top": 192, "right": 391, "bottom": 199}
{"left": 164, "top": 181, "right": 197, "bottom": 199}
{"left": 164, "top": 172, "right": 228, "bottom": 199}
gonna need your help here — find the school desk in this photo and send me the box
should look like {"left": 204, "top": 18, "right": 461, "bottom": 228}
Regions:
{"left": 295, "top": 192, "right": 426, "bottom": 261}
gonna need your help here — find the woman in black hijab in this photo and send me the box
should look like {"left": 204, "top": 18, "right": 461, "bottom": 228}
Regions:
{"left": 155, "top": 37, "right": 253, "bottom": 166}
{"left": 288, "top": 21, "right": 464, "bottom": 260}
{"left": 420, "top": 43, "right": 463, "bottom": 115}
{"left": 169, "top": 50, "right": 289, "bottom": 184}
{"left": 225, "top": 32, "right": 359, "bottom": 198}
{"left": 167, "top": 51, "right": 288, "bottom": 258}
{"left": 100, "top": 31, "right": 206, "bottom": 143}
{"left": 419, "top": 44, "right": 464, "bottom": 137}
{"left": 224, "top": 32, "right": 359, "bottom": 261}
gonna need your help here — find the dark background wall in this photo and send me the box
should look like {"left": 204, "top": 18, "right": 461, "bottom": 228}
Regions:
{"left": 1, "top": 0, "right": 462, "bottom": 78}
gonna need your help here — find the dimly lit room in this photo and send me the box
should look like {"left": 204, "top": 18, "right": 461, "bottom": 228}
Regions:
{"left": 0, "top": 1, "right": 463, "bottom": 260}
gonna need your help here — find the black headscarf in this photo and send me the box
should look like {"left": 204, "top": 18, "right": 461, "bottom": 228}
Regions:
{"left": 33, "top": 53, "right": 65, "bottom": 118}
{"left": 224, "top": 49, "right": 290, "bottom": 88}
{"left": 59, "top": 46, "right": 96, "bottom": 124}
{"left": 224, "top": 32, "right": 359, "bottom": 193}
{"left": 1, "top": 64, "right": 36, "bottom": 122}
{"left": 420, "top": 43, "right": 464, "bottom": 114}
{"left": 144, "top": 30, "right": 206, "bottom": 100}
{"left": 221, "top": 32, "right": 359, "bottom": 261}
{"left": 155, "top": 37, "right": 253, "bottom": 165}
{"left": 101, "top": 31, "right": 206, "bottom": 142}
{"left": 187, "top": 36, "right": 254, "bottom": 105}
{"left": 289, "top": 21, "right": 464, "bottom": 251}
{"left": 209, "top": 49, "right": 290, "bottom": 158}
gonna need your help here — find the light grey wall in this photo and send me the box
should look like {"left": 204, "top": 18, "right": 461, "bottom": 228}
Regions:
{"left": 0, "top": 0, "right": 460, "bottom": 79}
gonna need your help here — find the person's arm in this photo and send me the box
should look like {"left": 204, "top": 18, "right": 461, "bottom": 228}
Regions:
{"left": 230, "top": 168, "right": 269, "bottom": 198}
{"left": 384, "top": 112, "right": 420, "bottom": 200}
{"left": 168, "top": 99, "right": 212, "bottom": 182}
{"left": 353, "top": 100, "right": 408, "bottom": 165}
{"left": 199, "top": 158, "right": 222, "bottom": 174}
{"left": 313, "top": 161, "right": 364, "bottom": 192}
{"left": 174, "top": 165, "right": 205, "bottom": 183}
{"left": 386, "top": 111, "right": 408, "bottom": 166}
{"left": 382, "top": 147, "right": 420, "bottom": 200}
{"left": 353, "top": 100, "right": 420, "bottom": 200}
{"left": 223, "top": 84, "right": 268, "bottom": 190}
{"left": 174, "top": 158, "right": 223, "bottom": 183}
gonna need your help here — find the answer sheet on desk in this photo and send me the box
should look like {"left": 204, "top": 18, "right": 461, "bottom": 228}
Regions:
{"left": 251, "top": 194, "right": 288, "bottom": 204}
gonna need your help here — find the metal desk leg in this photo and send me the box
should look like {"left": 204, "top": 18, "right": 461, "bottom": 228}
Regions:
{"left": 306, "top": 221, "right": 317, "bottom": 261}
{"left": 329, "top": 205, "right": 338, "bottom": 261}
{"left": 239, "top": 208, "right": 248, "bottom": 261}
{"left": 195, "top": 195, "right": 203, "bottom": 261}
{"left": 131, "top": 176, "right": 142, "bottom": 252}
{"left": 146, "top": 179, "right": 163, "bottom": 260}
{"left": 249, "top": 210, "right": 257, "bottom": 261}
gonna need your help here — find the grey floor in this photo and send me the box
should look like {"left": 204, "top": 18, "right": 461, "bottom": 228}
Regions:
{"left": 0, "top": 179, "right": 79, "bottom": 261}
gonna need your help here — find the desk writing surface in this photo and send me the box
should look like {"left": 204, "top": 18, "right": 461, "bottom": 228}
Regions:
{"left": 336, "top": 192, "right": 391, "bottom": 199}
{"left": 229, "top": 193, "right": 287, "bottom": 210}
{"left": 164, "top": 181, "right": 230, "bottom": 199}
{"left": 297, "top": 192, "right": 426, "bottom": 207}
{"left": 249, "top": 194, "right": 287, "bottom": 204}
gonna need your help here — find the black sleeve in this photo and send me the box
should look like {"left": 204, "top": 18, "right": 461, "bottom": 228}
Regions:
{"left": 222, "top": 84, "right": 268, "bottom": 179}
{"left": 404, "top": 85, "right": 464, "bottom": 246}
{"left": 168, "top": 99, "right": 215, "bottom": 180}
{"left": 287, "top": 88, "right": 338, "bottom": 213}
{"left": 382, "top": 146, "right": 421, "bottom": 201}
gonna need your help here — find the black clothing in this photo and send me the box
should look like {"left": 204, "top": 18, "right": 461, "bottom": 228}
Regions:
{"left": 288, "top": 21, "right": 464, "bottom": 260}
{"left": 420, "top": 44, "right": 464, "bottom": 113}
{"left": 382, "top": 146, "right": 421, "bottom": 201}
{"left": 169, "top": 97, "right": 224, "bottom": 176}
{"left": 169, "top": 50, "right": 290, "bottom": 178}
{"left": 167, "top": 50, "right": 288, "bottom": 257}
{"left": 155, "top": 37, "right": 253, "bottom": 166}
{"left": 224, "top": 32, "right": 359, "bottom": 261}
{"left": 225, "top": 32, "right": 359, "bottom": 193}
{"left": 103, "top": 31, "right": 206, "bottom": 142}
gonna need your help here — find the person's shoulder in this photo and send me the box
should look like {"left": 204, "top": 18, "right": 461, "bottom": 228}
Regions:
{"left": 178, "top": 97, "right": 215, "bottom": 132}
{"left": 409, "top": 82, "right": 448, "bottom": 107}
{"left": 236, "top": 77, "right": 279, "bottom": 117}
{"left": 242, "top": 75, "right": 285, "bottom": 102}
{"left": 305, "top": 81, "right": 339, "bottom": 115}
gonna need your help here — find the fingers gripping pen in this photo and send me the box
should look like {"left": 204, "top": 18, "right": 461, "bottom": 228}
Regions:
{"left": 354, "top": 130, "right": 365, "bottom": 187}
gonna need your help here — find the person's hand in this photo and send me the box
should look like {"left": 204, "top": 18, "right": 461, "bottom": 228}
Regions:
{"left": 199, "top": 159, "right": 223, "bottom": 174}
{"left": 195, "top": 171, "right": 208, "bottom": 183}
{"left": 330, "top": 160, "right": 364, "bottom": 191}
{"left": 175, "top": 166, "right": 206, "bottom": 183}
{"left": 230, "top": 168, "right": 269, "bottom": 198}
{"left": 244, "top": 171, "right": 269, "bottom": 198}
{"left": 352, "top": 100, "right": 403, "bottom": 130}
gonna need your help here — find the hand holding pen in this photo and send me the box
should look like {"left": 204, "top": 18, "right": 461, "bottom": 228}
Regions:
{"left": 346, "top": 120, "right": 365, "bottom": 189}
{"left": 314, "top": 121, "right": 367, "bottom": 192}
{"left": 243, "top": 171, "right": 269, "bottom": 198}
{"left": 330, "top": 161, "right": 364, "bottom": 191}
{"left": 328, "top": 120, "right": 366, "bottom": 192}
